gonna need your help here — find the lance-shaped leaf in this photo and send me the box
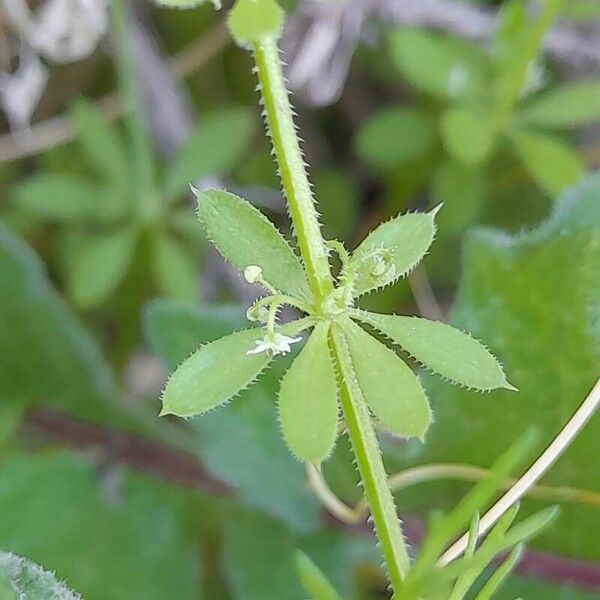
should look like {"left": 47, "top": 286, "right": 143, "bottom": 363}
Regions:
{"left": 161, "top": 327, "right": 274, "bottom": 417}
{"left": 343, "top": 318, "right": 431, "bottom": 439}
{"left": 295, "top": 550, "right": 341, "bottom": 600}
{"left": 151, "top": 233, "right": 198, "bottom": 301}
{"left": 278, "top": 322, "right": 338, "bottom": 462}
{"left": 357, "top": 312, "right": 510, "bottom": 391}
{"left": 195, "top": 189, "right": 311, "bottom": 300}
{"left": 348, "top": 207, "right": 438, "bottom": 298}
{"left": 68, "top": 226, "right": 137, "bottom": 308}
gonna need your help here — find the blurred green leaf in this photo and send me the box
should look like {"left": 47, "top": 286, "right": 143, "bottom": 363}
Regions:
{"left": 70, "top": 98, "right": 129, "bottom": 190}
{"left": 0, "top": 551, "right": 81, "bottom": 599}
{"left": 68, "top": 227, "right": 137, "bottom": 307}
{"left": 164, "top": 107, "right": 255, "bottom": 198}
{"left": 350, "top": 207, "right": 438, "bottom": 297}
{"left": 357, "top": 311, "right": 510, "bottom": 391}
{"left": 0, "top": 453, "right": 201, "bottom": 600}
{"left": 520, "top": 82, "right": 600, "bottom": 128}
{"left": 511, "top": 131, "right": 585, "bottom": 196}
{"left": 355, "top": 107, "right": 435, "bottom": 170}
{"left": 440, "top": 108, "right": 496, "bottom": 166}
{"left": 279, "top": 322, "right": 338, "bottom": 462}
{"left": 0, "top": 224, "right": 127, "bottom": 425}
{"left": 153, "top": 0, "right": 215, "bottom": 8}
{"left": 344, "top": 318, "right": 431, "bottom": 439}
{"left": 418, "top": 175, "right": 600, "bottom": 559}
{"left": 432, "top": 161, "right": 485, "bottom": 233}
{"left": 388, "top": 29, "right": 487, "bottom": 100}
{"left": 151, "top": 233, "right": 198, "bottom": 301}
{"left": 161, "top": 327, "right": 273, "bottom": 417}
{"left": 295, "top": 550, "right": 341, "bottom": 600}
{"left": 12, "top": 175, "right": 105, "bottom": 222}
{"left": 314, "top": 170, "right": 358, "bottom": 241}
{"left": 195, "top": 189, "right": 311, "bottom": 299}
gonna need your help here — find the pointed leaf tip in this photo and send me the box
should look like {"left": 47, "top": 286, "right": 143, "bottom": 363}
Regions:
{"left": 349, "top": 209, "right": 437, "bottom": 298}
{"left": 161, "top": 328, "right": 272, "bottom": 418}
{"left": 357, "top": 312, "right": 509, "bottom": 391}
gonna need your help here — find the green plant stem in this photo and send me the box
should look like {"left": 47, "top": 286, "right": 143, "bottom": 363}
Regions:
{"left": 252, "top": 38, "right": 333, "bottom": 303}
{"left": 330, "top": 324, "right": 411, "bottom": 594}
{"left": 110, "top": 0, "right": 160, "bottom": 221}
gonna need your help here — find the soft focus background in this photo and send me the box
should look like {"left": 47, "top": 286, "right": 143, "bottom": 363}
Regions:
{"left": 0, "top": 0, "right": 599, "bottom": 598}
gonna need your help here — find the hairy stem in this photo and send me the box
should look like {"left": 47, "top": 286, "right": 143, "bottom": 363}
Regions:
{"left": 110, "top": 0, "right": 160, "bottom": 220}
{"left": 252, "top": 38, "right": 333, "bottom": 303}
{"left": 330, "top": 324, "right": 411, "bottom": 594}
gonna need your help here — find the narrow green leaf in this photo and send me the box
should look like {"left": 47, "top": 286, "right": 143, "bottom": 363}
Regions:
{"left": 70, "top": 98, "right": 128, "bottom": 189}
{"left": 432, "top": 161, "right": 484, "bottom": 233}
{"left": 12, "top": 175, "right": 104, "bottom": 222}
{"left": 295, "top": 550, "right": 341, "bottom": 600}
{"left": 355, "top": 107, "right": 435, "bottom": 170}
{"left": 511, "top": 130, "right": 585, "bottom": 196}
{"left": 388, "top": 29, "right": 486, "bottom": 100}
{"left": 440, "top": 108, "right": 496, "bottom": 165}
{"left": 228, "top": 0, "right": 284, "bottom": 45}
{"left": 279, "top": 322, "right": 338, "bottom": 462}
{"left": 163, "top": 107, "right": 255, "bottom": 198}
{"left": 474, "top": 544, "right": 524, "bottom": 600}
{"left": 161, "top": 327, "right": 275, "bottom": 417}
{"left": 151, "top": 233, "right": 198, "bottom": 301}
{"left": 348, "top": 207, "right": 438, "bottom": 298}
{"left": 520, "top": 82, "right": 600, "bottom": 128}
{"left": 195, "top": 188, "right": 311, "bottom": 299}
{"left": 68, "top": 227, "right": 137, "bottom": 308}
{"left": 343, "top": 318, "right": 431, "bottom": 440}
{"left": 0, "top": 551, "right": 81, "bottom": 600}
{"left": 357, "top": 311, "right": 510, "bottom": 391}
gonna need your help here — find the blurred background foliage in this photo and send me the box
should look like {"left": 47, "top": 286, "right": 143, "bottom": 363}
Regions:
{"left": 0, "top": 0, "right": 599, "bottom": 598}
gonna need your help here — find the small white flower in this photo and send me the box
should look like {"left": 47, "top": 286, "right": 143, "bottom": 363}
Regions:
{"left": 246, "top": 332, "right": 302, "bottom": 356}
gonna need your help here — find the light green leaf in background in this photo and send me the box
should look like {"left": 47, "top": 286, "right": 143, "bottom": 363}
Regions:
{"left": 151, "top": 233, "right": 198, "bottom": 301}
{"left": 511, "top": 131, "right": 585, "bottom": 196}
{"left": 0, "top": 551, "right": 81, "bottom": 600}
{"left": 357, "top": 311, "right": 510, "bottom": 391}
{"left": 388, "top": 29, "right": 487, "bottom": 100}
{"left": 161, "top": 327, "right": 274, "bottom": 417}
{"left": 70, "top": 98, "right": 129, "bottom": 190}
{"left": 0, "top": 453, "right": 201, "bottom": 600}
{"left": 163, "top": 107, "right": 255, "bottom": 198}
{"left": 411, "top": 175, "right": 600, "bottom": 559}
{"left": 295, "top": 551, "right": 341, "bottom": 600}
{"left": 0, "top": 224, "right": 131, "bottom": 427}
{"left": 279, "top": 322, "right": 338, "bottom": 462}
{"left": 519, "top": 82, "right": 600, "bottom": 128}
{"left": 12, "top": 175, "right": 105, "bottom": 222}
{"left": 195, "top": 189, "right": 311, "bottom": 299}
{"left": 228, "top": 0, "right": 284, "bottom": 45}
{"left": 440, "top": 108, "right": 496, "bottom": 166}
{"left": 349, "top": 207, "right": 438, "bottom": 297}
{"left": 344, "top": 318, "right": 431, "bottom": 439}
{"left": 431, "top": 161, "right": 485, "bottom": 233}
{"left": 355, "top": 107, "right": 435, "bottom": 170}
{"left": 68, "top": 226, "right": 137, "bottom": 307}
{"left": 314, "top": 169, "right": 358, "bottom": 241}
